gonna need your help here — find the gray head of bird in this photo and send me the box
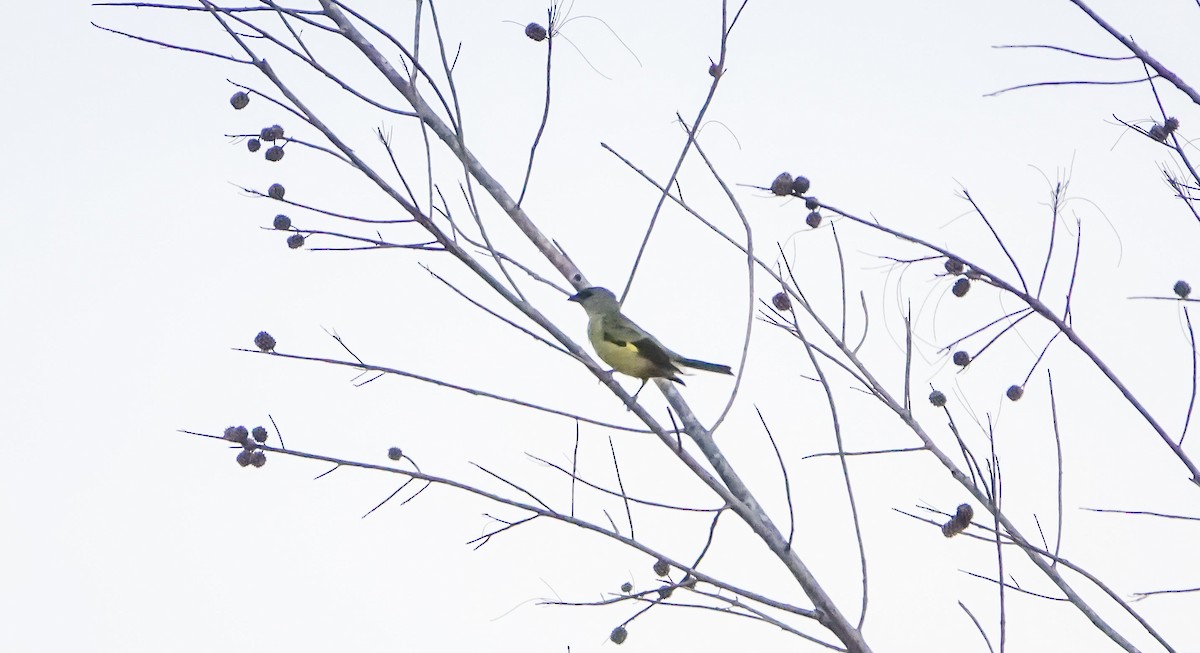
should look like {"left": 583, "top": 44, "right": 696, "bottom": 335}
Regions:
{"left": 568, "top": 286, "right": 620, "bottom": 315}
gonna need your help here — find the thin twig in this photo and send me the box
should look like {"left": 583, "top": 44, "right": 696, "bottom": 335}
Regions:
{"left": 958, "top": 601, "right": 995, "bottom": 653}
{"left": 608, "top": 436, "right": 635, "bottom": 541}
{"left": 992, "top": 43, "right": 1134, "bottom": 61}
{"left": 570, "top": 423, "right": 579, "bottom": 518}
{"left": 1081, "top": 508, "right": 1200, "bottom": 521}
{"left": 754, "top": 406, "right": 795, "bottom": 549}
{"left": 237, "top": 347, "right": 649, "bottom": 433}
{"left": 473, "top": 463, "right": 553, "bottom": 512}
{"left": 517, "top": 7, "right": 554, "bottom": 207}
{"left": 787, "top": 309, "right": 870, "bottom": 630}
{"left": 1181, "top": 307, "right": 1197, "bottom": 445}
{"left": 961, "top": 189, "right": 1028, "bottom": 293}
{"left": 1047, "top": 372, "right": 1065, "bottom": 567}
{"left": 985, "top": 76, "right": 1157, "bottom": 97}
{"left": 689, "top": 509, "right": 726, "bottom": 572}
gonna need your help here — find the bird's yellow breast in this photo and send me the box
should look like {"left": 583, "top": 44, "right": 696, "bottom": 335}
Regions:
{"left": 588, "top": 318, "right": 670, "bottom": 379}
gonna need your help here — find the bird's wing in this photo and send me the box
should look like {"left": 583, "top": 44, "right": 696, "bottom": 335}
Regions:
{"left": 600, "top": 313, "right": 678, "bottom": 371}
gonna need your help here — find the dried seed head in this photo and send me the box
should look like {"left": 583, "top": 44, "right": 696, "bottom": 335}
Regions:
{"left": 224, "top": 425, "right": 250, "bottom": 444}
{"left": 620, "top": 582, "right": 633, "bottom": 593}
{"left": 524, "top": 22, "right": 547, "bottom": 41}
{"left": 1164, "top": 117, "right": 1180, "bottom": 133}
{"left": 260, "top": 124, "right": 284, "bottom": 141}
{"left": 928, "top": 390, "right": 947, "bottom": 407}
{"left": 230, "top": 91, "right": 250, "bottom": 110}
{"left": 1174, "top": 280, "right": 1191, "bottom": 299}
{"left": 268, "top": 183, "right": 285, "bottom": 200}
{"left": 610, "top": 626, "right": 628, "bottom": 644}
{"left": 273, "top": 214, "right": 291, "bottom": 230}
{"left": 805, "top": 211, "right": 822, "bottom": 228}
{"left": 944, "top": 258, "right": 965, "bottom": 275}
{"left": 770, "top": 172, "right": 794, "bottom": 196}
{"left": 771, "top": 292, "right": 792, "bottom": 311}
{"left": 387, "top": 447, "right": 403, "bottom": 461}
{"left": 791, "top": 175, "right": 811, "bottom": 196}
{"left": 265, "top": 146, "right": 285, "bottom": 162}
{"left": 286, "top": 233, "right": 305, "bottom": 249}
{"left": 657, "top": 587, "right": 674, "bottom": 600}
{"left": 1148, "top": 124, "right": 1168, "bottom": 142}
{"left": 942, "top": 503, "right": 974, "bottom": 537}
{"left": 804, "top": 196, "right": 819, "bottom": 210}
{"left": 247, "top": 138, "right": 261, "bottom": 153}
{"left": 1006, "top": 385, "right": 1024, "bottom": 401}
{"left": 252, "top": 426, "right": 269, "bottom": 444}
{"left": 250, "top": 450, "right": 267, "bottom": 468}
{"left": 653, "top": 559, "right": 670, "bottom": 577}
{"left": 952, "top": 277, "right": 970, "bottom": 297}
{"left": 254, "top": 331, "right": 276, "bottom": 352}
{"left": 952, "top": 351, "right": 971, "bottom": 367}
{"left": 236, "top": 449, "right": 254, "bottom": 467}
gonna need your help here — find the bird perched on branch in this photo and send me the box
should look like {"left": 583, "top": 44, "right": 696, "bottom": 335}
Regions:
{"left": 568, "top": 287, "right": 733, "bottom": 399}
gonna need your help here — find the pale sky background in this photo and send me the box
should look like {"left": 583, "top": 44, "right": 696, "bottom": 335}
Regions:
{"left": 3, "top": 1, "right": 1198, "bottom": 651}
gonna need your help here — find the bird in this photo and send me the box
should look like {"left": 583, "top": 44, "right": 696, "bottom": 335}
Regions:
{"left": 568, "top": 286, "right": 733, "bottom": 399}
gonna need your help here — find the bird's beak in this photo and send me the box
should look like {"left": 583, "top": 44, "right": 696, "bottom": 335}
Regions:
{"left": 567, "top": 292, "right": 583, "bottom": 303}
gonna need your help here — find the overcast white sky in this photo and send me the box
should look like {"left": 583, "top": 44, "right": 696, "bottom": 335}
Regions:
{"left": 3, "top": 1, "right": 1198, "bottom": 651}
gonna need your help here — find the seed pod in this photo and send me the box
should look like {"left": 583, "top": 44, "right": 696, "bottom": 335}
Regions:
{"left": 524, "top": 22, "right": 547, "bottom": 41}
{"left": 944, "top": 258, "right": 965, "bottom": 275}
{"left": 286, "top": 233, "right": 305, "bottom": 249}
{"left": 804, "top": 196, "right": 819, "bottom": 210}
{"left": 929, "top": 390, "right": 947, "bottom": 407}
{"left": 273, "top": 214, "right": 291, "bottom": 230}
{"left": 252, "top": 426, "right": 269, "bottom": 444}
{"left": 942, "top": 503, "right": 973, "bottom": 537}
{"left": 265, "top": 146, "right": 284, "bottom": 162}
{"left": 791, "top": 175, "right": 811, "bottom": 195}
{"left": 230, "top": 91, "right": 250, "bottom": 110}
{"left": 254, "top": 331, "right": 276, "bottom": 352}
{"left": 952, "top": 351, "right": 971, "bottom": 367}
{"left": 247, "top": 138, "right": 261, "bottom": 152}
{"left": 708, "top": 62, "right": 722, "bottom": 78}
{"left": 388, "top": 447, "right": 403, "bottom": 461}
{"left": 224, "top": 425, "right": 250, "bottom": 444}
{"left": 771, "top": 292, "right": 792, "bottom": 311}
{"left": 805, "top": 211, "right": 822, "bottom": 228}
{"left": 610, "top": 626, "right": 628, "bottom": 644}
{"left": 260, "top": 124, "right": 284, "bottom": 141}
{"left": 250, "top": 450, "right": 267, "bottom": 468}
{"left": 1174, "top": 280, "right": 1191, "bottom": 299}
{"left": 268, "top": 183, "right": 285, "bottom": 199}
{"left": 770, "top": 172, "right": 793, "bottom": 196}
{"left": 653, "top": 559, "right": 670, "bottom": 577}
{"left": 1006, "top": 385, "right": 1024, "bottom": 401}
{"left": 236, "top": 449, "right": 254, "bottom": 467}
{"left": 952, "top": 277, "right": 970, "bottom": 297}
{"left": 620, "top": 582, "right": 632, "bottom": 593}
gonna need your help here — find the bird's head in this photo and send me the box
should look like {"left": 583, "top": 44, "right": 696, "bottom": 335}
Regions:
{"left": 568, "top": 286, "right": 620, "bottom": 314}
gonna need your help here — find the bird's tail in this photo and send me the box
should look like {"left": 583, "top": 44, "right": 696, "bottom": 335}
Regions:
{"left": 676, "top": 357, "right": 733, "bottom": 375}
